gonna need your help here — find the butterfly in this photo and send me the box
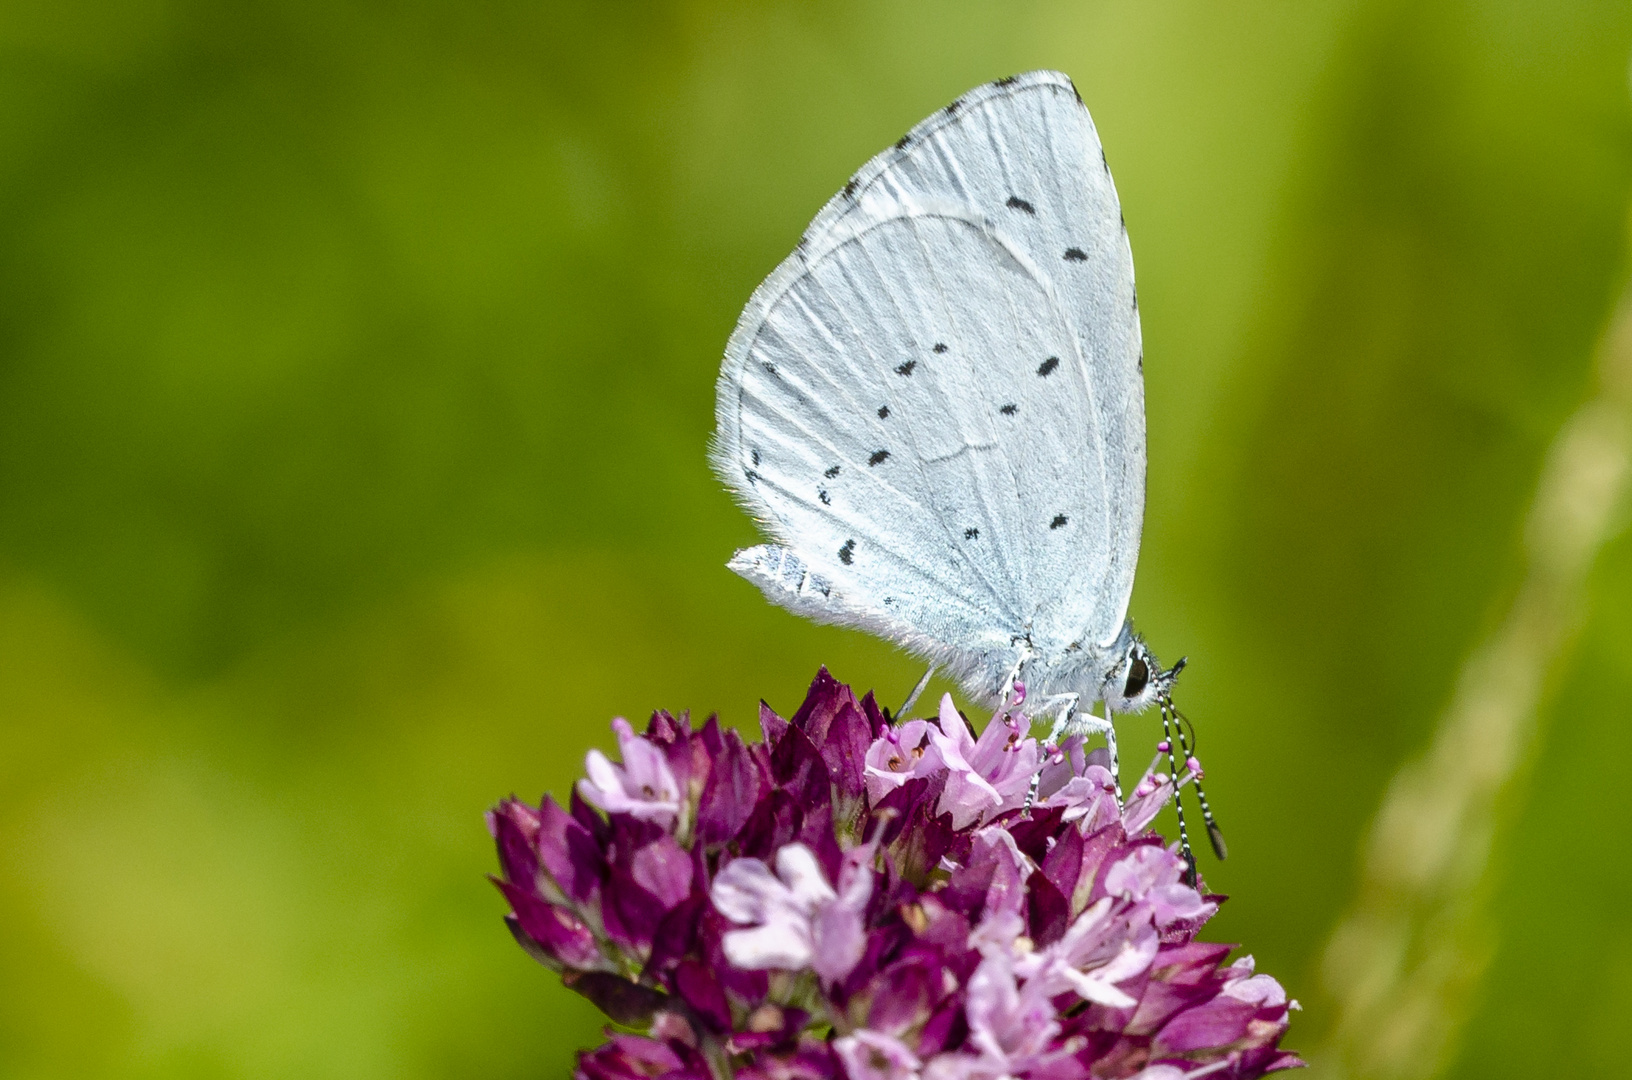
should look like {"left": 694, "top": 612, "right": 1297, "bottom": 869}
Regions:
{"left": 710, "top": 70, "right": 1223, "bottom": 871}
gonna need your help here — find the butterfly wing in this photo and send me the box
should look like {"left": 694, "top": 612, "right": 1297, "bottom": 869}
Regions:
{"left": 712, "top": 71, "right": 1144, "bottom": 701}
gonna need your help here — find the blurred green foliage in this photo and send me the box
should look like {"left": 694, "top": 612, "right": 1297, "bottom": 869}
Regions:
{"left": 1, "top": 2, "right": 1630, "bottom": 1077}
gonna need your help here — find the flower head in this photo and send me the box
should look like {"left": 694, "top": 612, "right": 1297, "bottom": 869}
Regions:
{"left": 491, "top": 669, "right": 1301, "bottom": 1080}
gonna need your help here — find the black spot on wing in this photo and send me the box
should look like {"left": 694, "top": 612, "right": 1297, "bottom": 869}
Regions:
{"left": 1063, "top": 248, "right": 1087, "bottom": 262}
{"left": 842, "top": 177, "right": 858, "bottom": 198}
{"left": 744, "top": 468, "right": 760, "bottom": 484}
{"left": 762, "top": 360, "right": 778, "bottom": 373}
{"left": 824, "top": 464, "right": 841, "bottom": 479}
{"left": 945, "top": 98, "right": 962, "bottom": 115}
{"left": 1132, "top": 286, "right": 1139, "bottom": 312}
{"left": 932, "top": 342, "right": 948, "bottom": 354}
{"left": 839, "top": 539, "right": 855, "bottom": 565}
{"left": 999, "top": 403, "right": 1018, "bottom": 416}
{"left": 895, "top": 134, "right": 912, "bottom": 151}
{"left": 1050, "top": 514, "right": 1068, "bottom": 530}
{"left": 877, "top": 405, "right": 890, "bottom": 419}
{"left": 751, "top": 449, "right": 760, "bottom": 466}
{"left": 896, "top": 360, "right": 917, "bottom": 376}
{"left": 1006, "top": 196, "right": 1035, "bottom": 214}
{"left": 818, "top": 488, "right": 831, "bottom": 506}
{"left": 1037, "top": 356, "right": 1059, "bottom": 377}
{"left": 964, "top": 527, "right": 979, "bottom": 540}
{"left": 994, "top": 74, "right": 1019, "bottom": 88}
{"left": 868, "top": 450, "right": 890, "bottom": 466}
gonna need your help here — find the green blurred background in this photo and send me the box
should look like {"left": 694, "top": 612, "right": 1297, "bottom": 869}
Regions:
{"left": 3, "top": 1, "right": 1631, "bottom": 1077}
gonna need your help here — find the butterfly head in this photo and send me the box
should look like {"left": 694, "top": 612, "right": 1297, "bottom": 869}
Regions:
{"left": 1100, "top": 636, "right": 1184, "bottom": 715}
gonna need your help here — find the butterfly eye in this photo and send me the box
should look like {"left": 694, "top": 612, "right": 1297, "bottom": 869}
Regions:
{"left": 1123, "top": 655, "right": 1149, "bottom": 699}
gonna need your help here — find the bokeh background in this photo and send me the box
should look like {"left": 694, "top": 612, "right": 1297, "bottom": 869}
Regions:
{"left": 3, "top": 1, "right": 1631, "bottom": 1077}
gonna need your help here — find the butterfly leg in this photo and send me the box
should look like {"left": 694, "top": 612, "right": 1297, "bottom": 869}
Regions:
{"left": 1050, "top": 704, "right": 1121, "bottom": 802}
{"left": 1023, "top": 692, "right": 1082, "bottom": 810}
{"left": 996, "top": 649, "right": 1035, "bottom": 715}
{"left": 894, "top": 666, "right": 935, "bottom": 721}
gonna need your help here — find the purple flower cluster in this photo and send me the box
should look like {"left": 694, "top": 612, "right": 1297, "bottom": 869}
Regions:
{"left": 489, "top": 670, "right": 1301, "bottom": 1080}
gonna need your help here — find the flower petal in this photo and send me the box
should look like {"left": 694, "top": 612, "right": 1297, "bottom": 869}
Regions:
{"left": 776, "top": 843, "right": 839, "bottom": 909}
{"left": 834, "top": 1030, "right": 923, "bottom": 1080}
{"left": 722, "top": 921, "right": 815, "bottom": 971}
{"left": 712, "top": 857, "right": 783, "bottom": 924}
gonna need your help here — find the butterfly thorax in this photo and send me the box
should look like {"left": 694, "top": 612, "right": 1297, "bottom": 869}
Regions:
{"left": 1001, "top": 620, "right": 1171, "bottom": 717}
